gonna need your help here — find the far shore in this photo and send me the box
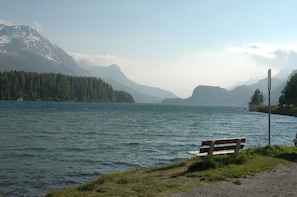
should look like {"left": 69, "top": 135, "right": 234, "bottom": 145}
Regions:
{"left": 249, "top": 105, "right": 297, "bottom": 117}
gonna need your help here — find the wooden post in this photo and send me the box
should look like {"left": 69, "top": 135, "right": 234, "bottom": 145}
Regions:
{"left": 207, "top": 141, "right": 215, "bottom": 158}
{"left": 268, "top": 69, "right": 271, "bottom": 146}
{"left": 234, "top": 139, "right": 241, "bottom": 156}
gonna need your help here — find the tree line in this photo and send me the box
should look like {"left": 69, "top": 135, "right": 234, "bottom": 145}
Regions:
{"left": 0, "top": 71, "right": 134, "bottom": 103}
{"left": 249, "top": 73, "right": 297, "bottom": 108}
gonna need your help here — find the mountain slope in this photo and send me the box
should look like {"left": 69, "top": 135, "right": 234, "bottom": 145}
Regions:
{"left": 0, "top": 24, "right": 90, "bottom": 76}
{"left": 83, "top": 64, "right": 178, "bottom": 103}
{"left": 185, "top": 86, "right": 230, "bottom": 105}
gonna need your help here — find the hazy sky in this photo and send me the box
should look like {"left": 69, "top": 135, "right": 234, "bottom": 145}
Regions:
{"left": 1, "top": 0, "right": 297, "bottom": 98}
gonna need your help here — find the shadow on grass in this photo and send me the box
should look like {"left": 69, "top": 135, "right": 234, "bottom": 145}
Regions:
{"left": 146, "top": 161, "right": 187, "bottom": 173}
{"left": 277, "top": 153, "right": 297, "bottom": 163}
{"left": 186, "top": 154, "right": 247, "bottom": 173}
{"left": 246, "top": 145, "right": 297, "bottom": 162}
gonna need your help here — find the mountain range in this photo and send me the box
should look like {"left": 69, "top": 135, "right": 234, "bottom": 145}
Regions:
{"left": 0, "top": 24, "right": 295, "bottom": 105}
{"left": 0, "top": 24, "right": 176, "bottom": 103}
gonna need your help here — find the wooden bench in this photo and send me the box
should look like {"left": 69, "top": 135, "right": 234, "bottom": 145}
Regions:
{"left": 189, "top": 137, "right": 246, "bottom": 158}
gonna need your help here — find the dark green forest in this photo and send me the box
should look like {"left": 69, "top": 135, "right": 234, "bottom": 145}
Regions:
{"left": 0, "top": 71, "right": 134, "bottom": 103}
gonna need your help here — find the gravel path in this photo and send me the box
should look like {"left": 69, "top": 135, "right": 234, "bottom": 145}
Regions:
{"left": 175, "top": 162, "right": 297, "bottom": 197}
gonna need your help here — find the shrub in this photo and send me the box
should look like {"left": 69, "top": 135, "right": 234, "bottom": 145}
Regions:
{"left": 187, "top": 154, "right": 247, "bottom": 172}
{"left": 246, "top": 145, "right": 288, "bottom": 157}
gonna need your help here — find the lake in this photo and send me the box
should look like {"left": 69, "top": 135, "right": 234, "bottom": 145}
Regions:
{"left": 0, "top": 101, "right": 296, "bottom": 196}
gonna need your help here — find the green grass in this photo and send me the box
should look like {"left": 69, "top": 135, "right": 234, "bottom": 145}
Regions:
{"left": 46, "top": 145, "right": 297, "bottom": 197}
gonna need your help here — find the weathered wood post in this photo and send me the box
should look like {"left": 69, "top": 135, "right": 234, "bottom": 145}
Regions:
{"left": 268, "top": 69, "right": 271, "bottom": 146}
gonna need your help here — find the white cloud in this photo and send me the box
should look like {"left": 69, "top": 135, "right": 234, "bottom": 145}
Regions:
{"left": 226, "top": 43, "right": 297, "bottom": 63}
{"left": 226, "top": 43, "right": 277, "bottom": 59}
{"left": 33, "top": 21, "right": 43, "bottom": 32}
{"left": 69, "top": 53, "right": 136, "bottom": 68}
{"left": 226, "top": 43, "right": 297, "bottom": 78}
{"left": 0, "top": 19, "right": 13, "bottom": 26}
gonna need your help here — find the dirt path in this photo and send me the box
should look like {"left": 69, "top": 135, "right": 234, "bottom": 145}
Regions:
{"left": 175, "top": 162, "right": 297, "bottom": 197}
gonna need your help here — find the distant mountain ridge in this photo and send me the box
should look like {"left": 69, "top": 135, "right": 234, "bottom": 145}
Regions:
{"left": 82, "top": 64, "right": 178, "bottom": 103}
{"left": 162, "top": 73, "right": 295, "bottom": 106}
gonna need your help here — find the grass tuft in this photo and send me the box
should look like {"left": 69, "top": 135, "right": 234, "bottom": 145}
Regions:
{"left": 233, "top": 179, "right": 242, "bottom": 185}
{"left": 77, "top": 182, "right": 96, "bottom": 192}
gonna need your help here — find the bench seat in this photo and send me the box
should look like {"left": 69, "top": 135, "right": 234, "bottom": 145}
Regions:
{"left": 189, "top": 137, "right": 246, "bottom": 158}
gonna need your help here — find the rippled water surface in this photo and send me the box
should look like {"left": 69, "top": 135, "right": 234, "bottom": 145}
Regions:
{"left": 0, "top": 101, "right": 296, "bottom": 196}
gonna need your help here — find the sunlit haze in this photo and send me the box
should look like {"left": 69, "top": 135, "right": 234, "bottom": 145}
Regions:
{"left": 1, "top": 0, "right": 297, "bottom": 98}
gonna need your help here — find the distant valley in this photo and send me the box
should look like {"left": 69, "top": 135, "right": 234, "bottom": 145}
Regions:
{"left": 162, "top": 70, "right": 297, "bottom": 106}
{"left": 79, "top": 63, "right": 296, "bottom": 106}
{"left": 162, "top": 81, "right": 276, "bottom": 106}
{"left": 0, "top": 24, "right": 295, "bottom": 105}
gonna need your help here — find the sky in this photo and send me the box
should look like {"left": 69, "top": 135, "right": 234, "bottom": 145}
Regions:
{"left": 1, "top": 0, "right": 297, "bottom": 98}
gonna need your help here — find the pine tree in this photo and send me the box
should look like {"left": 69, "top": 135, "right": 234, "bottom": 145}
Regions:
{"left": 248, "top": 88, "right": 264, "bottom": 108}
{"left": 279, "top": 73, "right": 297, "bottom": 106}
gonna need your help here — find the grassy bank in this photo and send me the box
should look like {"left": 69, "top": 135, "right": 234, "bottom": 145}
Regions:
{"left": 249, "top": 105, "right": 297, "bottom": 117}
{"left": 46, "top": 145, "right": 297, "bottom": 197}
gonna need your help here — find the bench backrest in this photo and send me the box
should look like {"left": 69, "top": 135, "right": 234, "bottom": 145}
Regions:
{"left": 199, "top": 138, "right": 246, "bottom": 154}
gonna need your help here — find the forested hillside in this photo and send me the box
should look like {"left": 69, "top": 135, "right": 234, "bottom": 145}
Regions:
{"left": 279, "top": 73, "right": 297, "bottom": 106}
{"left": 0, "top": 71, "right": 134, "bottom": 103}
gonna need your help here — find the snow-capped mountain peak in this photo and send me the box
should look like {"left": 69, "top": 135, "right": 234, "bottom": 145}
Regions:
{"left": 0, "top": 24, "right": 90, "bottom": 76}
{"left": 0, "top": 24, "right": 58, "bottom": 62}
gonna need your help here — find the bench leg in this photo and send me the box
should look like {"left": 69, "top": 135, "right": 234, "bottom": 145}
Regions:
{"left": 206, "top": 141, "right": 215, "bottom": 158}
{"left": 233, "top": 139, "right": 241, "bottom": 156}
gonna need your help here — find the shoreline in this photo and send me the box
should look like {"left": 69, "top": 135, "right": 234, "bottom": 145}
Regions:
{"left": 45, "top": 146, "right": 297, "bottom": 197}
{"left": 249, "top": 105, "right": 297, "bottom": 117}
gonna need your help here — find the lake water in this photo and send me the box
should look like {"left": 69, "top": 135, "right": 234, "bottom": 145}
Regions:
{"left": 0, "top": 101, "right": 296, "bottom": 196}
